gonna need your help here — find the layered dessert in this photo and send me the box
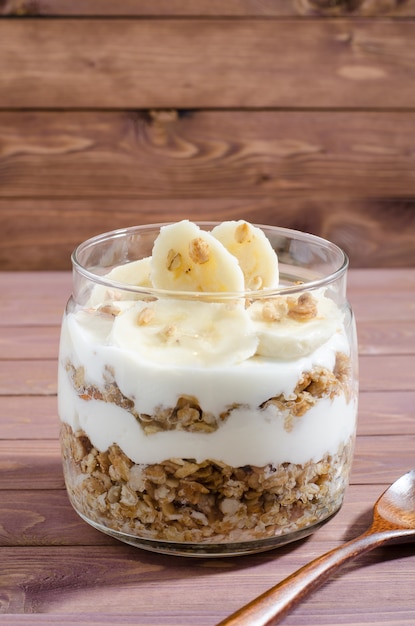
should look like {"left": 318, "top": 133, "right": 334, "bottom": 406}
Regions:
{"left": 58, "top": 220, "right": 357, "bottom": 554}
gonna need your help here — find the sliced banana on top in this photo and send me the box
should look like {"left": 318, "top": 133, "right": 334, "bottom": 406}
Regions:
{"left": 110, "top": 299, "right": 258, "bottom": 367}
{"left": 105, "top": 257, "right": 152, "bottom": 288}
{"left": 248, "top": 291, "right": 344, "bottom": 359}
{"left": 150, "top": 220, "right": 245, "bottom": 293}
{"left": 211, "top": 220, "right": 279, "bottom": 290}
{"left": 88, "top": 257, "right": 152, "bottom": 306}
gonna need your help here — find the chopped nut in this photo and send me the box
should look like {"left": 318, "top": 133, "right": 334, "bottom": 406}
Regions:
{"left": 287, "top": 293, "right": 318, "bottom": 322}
{"left": 137, "top": 307, "right": 155, "bottom": 326}
{"left": 159, "top": 324, "right": 177, "bottom": 341}
{"left": 234, "top": 222, "right": 251, "bottom": 244}
{"left": 262, "top": 298, "right": 288, "bottom": 322}
{"left": 167, "top": 249, "right": 182, "bottom": 271}
{"left": 188, "top": 237, "right": 210, "bottom": 264}
{"left": 98, "top": 304, "right": 121, "bottom": 317}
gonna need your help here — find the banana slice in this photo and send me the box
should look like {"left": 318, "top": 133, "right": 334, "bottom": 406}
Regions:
{"left": 211, "top": 220, "right": 279, "bottom": 290}
{"left": 88, "top": 257, "right": 152, "bottom": 306}
{"left": 150, "top": 220, "right": 245, "bottom": 293}
{"left": 110, "top": 299, "right": 258, "bottom": 367}
{"left": 248, "top": 291, "right": 343, "bottom": 359}
{"left": 105, "top": 257, "right": 153, "bottom": 288}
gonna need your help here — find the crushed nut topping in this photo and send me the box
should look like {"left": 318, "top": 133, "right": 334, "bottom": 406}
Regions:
{"left": 158, "top": 324, "right": 177, "bottom": 342}
{"left": 234, "top": 222, "right": 251, "bottom": 244}
{"left": 189, "top": 237, "right": 210, "bottom": 264}
{"left": 261, "top": 298, "right": 289, "bottom": 322}
{"left": 287, "top": 293, "right": 318, "bottom": 322}
{"left": 136, "top": 307, "right": 155, "bottom": 326}
{"left": 97, "top": 304, "right": 121, "bottom": 317}
{"left": 167, "top": 249, "right": 182, "bottom": 271}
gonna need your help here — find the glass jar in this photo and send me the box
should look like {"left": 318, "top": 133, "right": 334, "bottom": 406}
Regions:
{"left": 58, "top": 223, "right": 358, "bottom": 557}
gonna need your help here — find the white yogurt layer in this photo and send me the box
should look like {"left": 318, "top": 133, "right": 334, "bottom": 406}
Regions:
{"left": 59, "top": 366, "right": 355, "bottom": 466}
{"left": 58, "top": 299, "right": 356, "bottom": 467}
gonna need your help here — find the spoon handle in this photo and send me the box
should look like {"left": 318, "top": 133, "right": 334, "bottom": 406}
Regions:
{"left": 217, "top": 529, "right": 402, "bottom": 626}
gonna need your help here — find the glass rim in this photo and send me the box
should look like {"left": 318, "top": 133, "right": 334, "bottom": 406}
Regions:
{"left": 71, "top": 222, "right": 349, "bottom": 299}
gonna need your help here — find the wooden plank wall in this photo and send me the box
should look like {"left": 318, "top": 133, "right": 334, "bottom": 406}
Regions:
{"left": 1, "top": 0, "right": 415, "bottom": 270}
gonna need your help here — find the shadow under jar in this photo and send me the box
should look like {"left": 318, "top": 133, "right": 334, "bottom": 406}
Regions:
{"left": 58, "top": 222, "right": 358, "bottom": 557}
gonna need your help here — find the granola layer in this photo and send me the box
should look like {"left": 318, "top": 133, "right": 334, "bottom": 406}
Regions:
{"left": 64, "top": 351, "right": 352, "bottom": 435}
{"left": 61, "top": 422, "right": 354, "bottom": 544}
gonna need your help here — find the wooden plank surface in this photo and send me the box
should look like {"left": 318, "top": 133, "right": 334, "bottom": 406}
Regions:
{"left": 2, "top": 196, "right": 415, "bottom": 270}
{"left": 0, "top": 272, "right": 70, "bottom": 326}
{"left": 0, "top": 544, "right": 414, "bottom": 623}
{"left": 0, "top": 396, "right": 60, "bottom": 439}
{"left": 1, "top": 110, "right": 414, "bottom": 269}
{"left": 2, "top": 0, "right": 415, "bottom": 17}
{"left": 2, "top": 111, "right": 415, "bottom": 199}
{"left": 2, "top": 19, "right": 415, "bottom": 109}
{"left": 0, "top": 269, "right": 414, "bottom": 625}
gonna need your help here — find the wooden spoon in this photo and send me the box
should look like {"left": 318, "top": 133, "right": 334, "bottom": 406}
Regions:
{"left": 217, "top": 470, "right": 415, "bottom": 626}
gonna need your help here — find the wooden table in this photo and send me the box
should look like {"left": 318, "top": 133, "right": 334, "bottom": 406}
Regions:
{"left": 1, "top": 269, "right": 414, "bottom": 625}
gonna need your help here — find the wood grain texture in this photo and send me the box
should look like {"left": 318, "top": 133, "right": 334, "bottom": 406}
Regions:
{"left": 357, "top": 391, "right": 415, "bottom": 435}
{"left": 357, "top": 321, "right": 415, "bottom": 355}
{"left": 0, "top": 545, "right": 414, "bottom": 621}
{"left": 0, "top": 360, "right": 58, "bottom": 395}
{"left": 0, "top": 272, "right": 70, "bottom": 325}
{"left": 1, "top": 110, "right": 415, "bottom": 269}
{"left": 2, "top": 197, "right": 415, "bottom": 270}
{"left": 1, "top": 19, "right": 415, "bottom": 108}
{"left": 0, "top": 490, "right": 115, "bottom": 547}
{"left": 0, "top": 396, "right": 59, "bottom": 439}
{"left": 0, "top": 440, "right": 63, "bottom": 489}
{"left": 347, "top": 268, "right": 415, "bottom": 290}
{"left": 3, "top": 111, "right": 415, "bottom": 199}
{"left": 0, "top": 327, "right": 60, "bottom": 360}
{"left": 1, "top": 0, "right": 415, "bottom": 17}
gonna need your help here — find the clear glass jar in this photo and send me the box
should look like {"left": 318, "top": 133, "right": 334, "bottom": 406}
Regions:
{"left": 58, "top": 223, "right": 358, "bottom": 557}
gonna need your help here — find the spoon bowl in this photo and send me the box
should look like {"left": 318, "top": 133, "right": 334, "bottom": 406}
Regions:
{"left": 218, "top": 470, "right": 415, "bottom": 626}
{"left": 374, "top": 470, "right": 415, "bottom": 530}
